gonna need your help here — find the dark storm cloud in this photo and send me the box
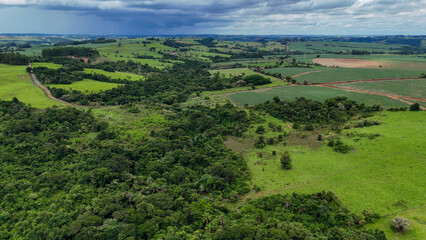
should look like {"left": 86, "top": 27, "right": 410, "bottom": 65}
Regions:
{"left": 0, "top": 0, "right": 424, "bottom": 34}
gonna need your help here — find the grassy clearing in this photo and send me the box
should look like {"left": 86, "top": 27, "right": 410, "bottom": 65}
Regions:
{"left": 228, "top": 85, "right": 410, "bottom": 108}
{"left": 83, "top": 68, "right": 145, "bottom": 81}
{"left": 339, "top": 79, "right": 426, "bottom": 100}
{"left": 91, "top": 105, "right": 169, "bottom": 143}
{"left": 294, "top": 68, "right": 424, "bottom": 83}
{"left": 210, "top": 68, "right": 276, "bottom": 81}
{"left": 242, "top": 112, "right": 425, "bottom": 237}
{"left": 0, "top": 64, "right": 58, "bottom": 108}
{"left": 32, "top": 62, "right": 62, "bottom": 69}
{"left": 47, "top": 79, "right": 121, "bottom": 94}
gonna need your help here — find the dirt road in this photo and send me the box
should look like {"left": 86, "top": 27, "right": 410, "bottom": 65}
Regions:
{"left": 28, "top": 63, "right": 77, "bottom": 106}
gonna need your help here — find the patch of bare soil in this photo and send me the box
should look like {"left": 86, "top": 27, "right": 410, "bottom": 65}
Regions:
{"left": 312, "top": 58, "right": 388, "bottom": 68}
{"left": 224, "top": 136, "right": 254, "bottom": 154}
{"left": 67, "top": 56, "right": 89, "bottom": 63}
{"left": 286, "top": 131, "right": 323, "bottom": 150}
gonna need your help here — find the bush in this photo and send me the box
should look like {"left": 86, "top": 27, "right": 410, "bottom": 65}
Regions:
{"left": 392, "top": 217, "right": 412, "bottom": 233}
{"left": 255, "top": 125, "right": 266, "bottom": 134}
{"left": 280, "top": 151, "right": 292, "bottom": 169}
{"left": 303, "top": 123, "right": 314, "bottom": 131}
{"left": 362, "top": 209, "right": 381, "bottom": 223}
{"left": 328, "top": 139, "right": 351, "bottom": 153}
{"left": 409, "top": 103, "right": 420, "bottom": 111}
{"left": 255, "top": 136, "right": 266, "bottom": 149}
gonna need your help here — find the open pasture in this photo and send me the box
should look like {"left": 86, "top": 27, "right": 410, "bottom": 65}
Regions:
{"left": 0, "top": 64, "right": 58, "bottom": 108}
{"left": 313, "top": 58, "right": 387, "bottom": 68}
{"left": 32, "top": 62, "right": 63, "bottom": 69}
{"left": 210, "top": 68, "right": 279, "bottom": 82}
{"left": 243, "top": 111, "right": 425, "bottom": 237}
{"left": 83, "top": 68, "right": 145, "bottom": 81}
{"left": 47, "top": 79, "right": 122, "bottom": 94}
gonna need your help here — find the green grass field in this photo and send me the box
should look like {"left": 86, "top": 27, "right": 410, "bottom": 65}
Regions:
{"left": 241, "top": 111, "right": 425, "bottom": 239}
{"left": 368, "top": 205, "right": 426, "bottom": 240}
{"left": 32, "top": 62, "right": 63, "bottom": 69}
{"left": 0, "top": 64, "right": 58, "bottom": 108}
{"left": 338, "top": 79, "right": 426, "bottom": 100}
{"left": 294, "top": 68, "right": 424, "bottom": 83}
{"left": 228, "top": 85, "right": 411, "bottom": 108}
{"left": 289, "top": 41, "right": 405, "bottom": 54}
{"left": 47, "top": 79, "right": 121, "bottom": 94}
{"left": 97, "top": 41, "right": 174, "bottom": 68}
{"left": 210, "top": 68, "right": 277, "bottom": 81}
{"left": 264, "top": 67, "right": 328, "bottom": 77}
{"left": 83, "top": 68, "right": 145, "bottom": 81}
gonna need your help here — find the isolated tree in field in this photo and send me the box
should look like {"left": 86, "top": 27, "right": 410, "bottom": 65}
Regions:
{"left": 280, "top": 151, "right": 292, "bottom": 169}
{"left": 409, "top": 103, "right": 420, "bottom": 111}
{"left": 392, "top": 217, "right": 412, "bottom": 233}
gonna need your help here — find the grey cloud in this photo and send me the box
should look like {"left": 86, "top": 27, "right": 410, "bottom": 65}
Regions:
{"left": 0, "top": 0, "right": 425, "bottom": 34}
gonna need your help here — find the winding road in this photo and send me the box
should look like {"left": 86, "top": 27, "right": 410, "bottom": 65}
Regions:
{"left": 28, "top": 63, "right": 77, "bottom": 106}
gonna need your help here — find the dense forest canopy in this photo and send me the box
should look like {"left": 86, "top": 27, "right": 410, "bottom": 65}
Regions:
{"left": 42, "top": 47, "right": 99, "bottom": 58}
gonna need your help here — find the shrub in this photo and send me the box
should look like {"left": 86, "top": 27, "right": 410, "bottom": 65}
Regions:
{"left": 328, "top": 139, "right": 351, "bottom": 153}
{"left": 255, "top": 136, "right": 266, "bottom": 149}
{"left": 280, "top": 151, "right": 292, "bottom": 169}
{"left": 409, "top": 103, "right": 420, "bottom": 111}
{"left": 362, "top": 209, "right": 380, "bottom": 223}
{"left": 255, "top": 126, "right": 266, "bottom": 134}
{"left": 392, "top": 217, "right": 412, "bottom": 233}
{"left": 303, "top": 123, "right": 314, "bottom": 131}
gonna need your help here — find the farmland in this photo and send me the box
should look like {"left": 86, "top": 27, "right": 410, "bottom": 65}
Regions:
{"left": 83, "top": 68, "right": 145, "bottom": 81}
{"left": 0, "top": 63, "right": 57, "bottom": 108}
{"left": 293, "top": 68, "right": 424, "bottom": 84}
{"left": 32, "top": 62, "right": 62, "bottom": 69}
{"left": 338, "top": 79, "right": 426, "bottom": 99}
{"left": 47, "top": 79, "right": 122, "bottom": 94}
{"left": 227, "top": 85, "right": 412, "bottom": 108}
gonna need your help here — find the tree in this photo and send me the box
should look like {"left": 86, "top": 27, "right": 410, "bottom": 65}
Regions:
{"left": 273, "top": 96, "right": 280, "bottom": 103}
{"left": 409, "top": 103, "right": 420, "bottom": 111}
{"left": 255, "top": 126, "right": 266, "bottom": 134}
{"left": 280, "top": 151, "right": 292, "bottom": 169}
{"left": 392, "top": 217, "right": 412, "bottom": 233}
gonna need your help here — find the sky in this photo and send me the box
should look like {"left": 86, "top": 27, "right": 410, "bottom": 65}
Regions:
{"left": 0, "top": 0, "right": 425, "bottom": 35}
